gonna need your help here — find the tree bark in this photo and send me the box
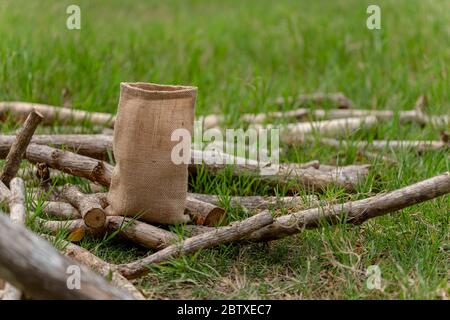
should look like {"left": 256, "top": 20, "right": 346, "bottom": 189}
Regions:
{"left": 60, "top": 184, "right": 106, "bottom": 229}
{"left": 188, "top": 193, "right": 320, "bottom": 210}
{"left": 117, "top": 210, "right": 273, "bottom": 279}
{"left": 0, "top": 101, "right": 115, "bottom": 127}
{"left": 42, "top": 235, "right": 145, "bottom": 300}
{"left": 38, "top": 216, "right": 179, "bottom": 250}
{"left": 185, "top": 196, "right": 226, "bottom": 226}
{"left": 41, "top": 201, "right": 82, "bottom": 219}
{"left": 0, "top": 212, "right": 134, "bottom": 299}
{"left": 320, "top": 138, "right": 448, "bottom": 152}
{"left": 2, "top": 178, "right": 26, "bottom": 300}
{"left": 11, "top": 143, "right": 367, "bottom": 192}
{"left": 238, "top": 107, "right": 447, "bottom": 126}
{"left": 260, "top": 116, "right": 379, "bottom": 144}
{"left": 0, "top": 134, "right": 113, "bottom": 160}
{"left": 1, "top": 111, "right": 43, "bottom": 186}
{"left": 24, "top": 144, "right": 113, "bottom": 186}
{"left": 246, "top": 172, "right": 450, "bottom": 242}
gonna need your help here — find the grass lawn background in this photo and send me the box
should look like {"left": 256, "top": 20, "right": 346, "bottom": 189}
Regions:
{"left": 0, "top": 0, "right": 448, "bottom": 299}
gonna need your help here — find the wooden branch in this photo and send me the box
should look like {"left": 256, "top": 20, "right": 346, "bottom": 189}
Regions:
{"left": 272, "top": 92, "right": 354, "bottom": 109}
{"left": 320, "top": 138, "right": 448, "bottom": 152}
{"left": 24, "top": 144, "right": 113, "bottom": 186}
{"left": 241, "top": 107, "right": 446, "bottom": 126}
{"left": 41, "top": 235, "right": 145, "bottom": 300}
{"left": 185, "top": 196, "right": 226, "bottom": 226}
{"left": 0, "top": 180, "right": 11, "bottom": 205}
{"left": 38, "top": 216, "right": 179, "bottom": 250}
{"left": 2, "top": 178, "right": 27, "bottom": 300}
{"left": 188, "top": 193, "right": 320, "bottom": 210}
{"left": 107, "top": 216, "right": 179, "bottom": 249}
{"left": 263, "top": 116, "right": 379, "bottom": 144}
{"left": 0, "top": 212, "right": 134, "bottom": 299}
{"left": 40, "top": 201, "right": 81, "bottom": 219}
{"left": 116, "top": 210, "right": 273, "bottom": 279}
{"left": 60, "top": 184, "right": 106, "bottom": 229}
{"left": 0, "top": 134, "right": 113, "bottom": 160}
{"left": 1, "top": 111, "right": 43, "bottom": 186}
{"left": 201, "top": 92, "right": 354, "bottom": 129}
{"left": 246, "top": 172, "right": 450, "bottom": 242}
{"left": 191, "top": 150, "right": 368, "bottom": 192}
{"left": 0, "top": 101, "right": 115, "bottom": 127}
{"left": 11, "top": 142, "right": 365, "bottom": 192}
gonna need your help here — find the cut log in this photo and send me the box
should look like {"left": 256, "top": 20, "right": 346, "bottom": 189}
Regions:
{"left": 13, "top": 143, "right": 366, "bottom": 192}
{"left": 257, "top": 116, "right": 379, "bottom": 144}
{"left": 117, "top": 210, "right": 273, "bottom": 279}
{"left": 0, "top": 134, "right": 113, "bottom": 160}
{"left": 42, "top": 235, "right": 145, "bottom": 300}
{"left": 0, "top": 212, "right": 134, "bottom": 299}
{"left": 0, "top": 101, "right": 115, "bottom": 127}
{"left": 185, "top": 196, "right": 226, "bottom": 226}
{"left": 2, "top": 178, "right": 27, "bottom": 300}
{"left": 201, "top": 92, "right": 354, "bottom": 129}
{"left": 239, "top": 107, "right": 447, "bottom": 126}
{"left": 0, "top": 180, "right": 11, "bottom": 204}
{"left": 38, "top": 216, "right": 179, "bottom": 250}
{"left": 60, "top": 184, "right": 106, "bottom": 229}
{"left": 40, "top": 201, "right": 81, "bottom": 219}
{"left": 246, "top": 172, "right": 450, "bottom": 242}
{"left": 23, "top": 144, "right": 113, "bottom": 186}
{"left": 320, "top": 138, "right": 448, "bottom": 152}
{"left": 1, "top": 110, "right": 43, "bottom": 186}
{"left": 188, "top": 193, "right": 320, "bottom": 210}
{"left": 107, "top": 216, "right": 179, "bottom": 249}
{"left": 272, "top": 92, "right": 354, "bottom": 109}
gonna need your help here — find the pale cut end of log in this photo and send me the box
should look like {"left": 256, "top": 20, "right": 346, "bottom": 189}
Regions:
{"left": 61, "top": 184, "right": 106, "bottom": 229}
{"left": 186, "top": 196, "right": 226, "bottom": 226}
{"left": 84, "top": 207, "right": 107, "bottom": 229}
{"left": 1, "top": 110, "right": 43, "bottom": 186}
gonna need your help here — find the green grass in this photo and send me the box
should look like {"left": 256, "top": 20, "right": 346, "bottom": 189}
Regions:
{"left": 1, "top": 0, "right": 449, "bottom": 299}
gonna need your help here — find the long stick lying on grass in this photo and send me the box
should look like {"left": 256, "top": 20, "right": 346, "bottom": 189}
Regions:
{"left": 0, "top": 111, "right": 43, "bottom": 186}
{"left": 271, "top": 92, "right": 354, "bottom": 108}
{"left": 2, "top": 178, "right": 26, "bottom": 300}
{"left": 0, "top": 134, "right": 113, "bottom": 160}
{"left": 16, "top": 144, "right": 368, "bottom": 192}
{"left": 41, "top": 235, "right": 145, "bottom": 300}
{"left": 24, "top": 144, "right": 113, "bottom": 186}
{"left": 245, "top": 172, "right": 450, "bottom": 242}
{"left": 116, "top": 210, "right": 273, "bottom": 279}
{"left": 0, "top": 101, "right": 115, "bottom": 128}
{"left": 189, "top": 193, "right": 320, "bottom": 210}
{"left": 0, "top": 213, "right": 134, "bottom": 299}
{"left": 254, "top": 116, "right": 379, "bottom": 144}
{"left": 60, "top": 184, "right": 106, "bottom": 229}
{"left": 201, "top": 92, "right": 354, "bottom": 129}
{"left": 40, "top": 201, "right": 81, "bottom": 219}
{"left": 191, "top": 150, "right": 369, "bottom": 192}
{"left": 204, "top": 105, "right": 448, "bottom": 128}
{"left": 320, "top": 138, "right": 448, "bottom": 152}
{"left": 37, "top": 216, "right": 179, "bottom": 250}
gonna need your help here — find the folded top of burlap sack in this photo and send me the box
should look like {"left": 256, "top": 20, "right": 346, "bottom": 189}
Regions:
{"left": 120, "top": 82, "right": 197, "bottom": 100}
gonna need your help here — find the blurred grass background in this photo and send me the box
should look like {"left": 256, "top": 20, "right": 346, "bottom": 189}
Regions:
{"left": 0, "top": 0, "right": 448, "bottom": 299}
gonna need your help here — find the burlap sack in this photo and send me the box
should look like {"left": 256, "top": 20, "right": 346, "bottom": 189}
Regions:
{"left": 108, "top": 82, "right": 197, "bottom": 224}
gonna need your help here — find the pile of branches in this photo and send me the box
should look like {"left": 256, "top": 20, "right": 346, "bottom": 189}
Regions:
{"left": 0, "top": 93, "right": 448, "bottom": 300}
